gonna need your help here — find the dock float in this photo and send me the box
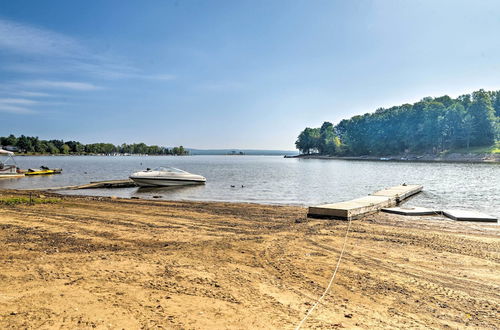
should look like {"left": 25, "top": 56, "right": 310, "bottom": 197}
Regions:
{"left": 35, "top": 179, "right": 136, "bottom": 191}
{"left": 371, "top": 185, "right": 423, "bottom": 203}
{"left": 381, "top": 207, "right": 497, "bottom": 222}
{"left": 442, "top": 209, "right": 497, "bottom": 222}
{"left": 308, "top": 184, "right": 423, "bottom": 220}
{"left": 381, "top": 206, "right": 437, "bottom": 216}
{"left": 71, "top": 179, "right": 136, "bottom": 189}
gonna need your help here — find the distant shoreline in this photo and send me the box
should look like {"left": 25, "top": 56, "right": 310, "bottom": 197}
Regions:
{"left": 13, "top": 153, "right": 297, "bottom": 157}
{"left": 287, "top": 153, "right": 500, "bottom": 164}
{"left": 13, "top": 153, "right": 191, "bottom": 157}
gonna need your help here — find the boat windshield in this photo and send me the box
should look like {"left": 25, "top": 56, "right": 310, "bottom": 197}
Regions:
{"left": 0, "top": 153, "right": 16, "bottom": 166}
{"left": 151, "top": 166, "right": 187, "bottom": 173}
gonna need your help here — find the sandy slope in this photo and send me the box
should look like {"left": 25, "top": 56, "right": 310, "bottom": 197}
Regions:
{"left": 0, "top": 191, "right": 498, "bottom": 329}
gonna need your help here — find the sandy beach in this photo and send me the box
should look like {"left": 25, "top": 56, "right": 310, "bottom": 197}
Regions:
{"left": 0, "top": 190, "right": 498, "bottom": 329}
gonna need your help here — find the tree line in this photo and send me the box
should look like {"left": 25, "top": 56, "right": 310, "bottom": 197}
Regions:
{"left": 296, "top": 89, "right": 500, "bottom": 156}
{"left": 0, "top": 135, "right": 189, "bottom": 155}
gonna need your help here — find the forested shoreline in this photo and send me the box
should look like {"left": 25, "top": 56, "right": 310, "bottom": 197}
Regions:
{"left": 296, "top": 89, "right": 500, "bottom": 156}
{"left": 0, "top": 135, "right": 188, "bottom": 155}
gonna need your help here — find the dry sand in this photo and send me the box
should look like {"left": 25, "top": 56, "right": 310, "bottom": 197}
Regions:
{"left": 0, "top": 190, "right": 498, "bottom": 329}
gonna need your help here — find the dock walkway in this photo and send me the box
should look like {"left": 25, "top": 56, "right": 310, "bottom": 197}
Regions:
{"left": 30, "top": 179, "right": 136, "bottom": 191}
{"left": 308, "top": 184, "right": 423, "bottom": 220}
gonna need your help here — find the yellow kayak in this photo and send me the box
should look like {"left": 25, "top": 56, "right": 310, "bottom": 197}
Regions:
{"left": 25, "top": 168, "right": 62, "bottom": 176}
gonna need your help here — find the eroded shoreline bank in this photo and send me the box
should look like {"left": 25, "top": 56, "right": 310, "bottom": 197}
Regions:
{"left": 0, "top": 190, "right": 499, "bottom": 328}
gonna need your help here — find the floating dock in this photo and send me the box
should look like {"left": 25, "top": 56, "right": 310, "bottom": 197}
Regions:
{"left": 308, "top": 184, "right": 423, "bottom": 220}
{"left": 382, "top": 207, "right": 497, "bottom": 222}
{"left": 442, "top": 209, "right": 498, "bottom": 222}
{"left": 37, "top": 179, "right": 136, "bottom": 191}
{"left": 371, "top": 185, "right": 423, "bottom": 202}
{"left": 72, "top": 179, "right": 136, "bottom": 189}
{"left": 382, "top": 206, "right": 437, "bottom": 216}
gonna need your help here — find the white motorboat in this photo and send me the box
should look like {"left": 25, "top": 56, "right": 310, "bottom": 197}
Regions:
{"left": 129, "top": 166, "right": 206, "bottom": 187}
{"left": 0, "top": 149, "right": 24, "bottom": 178}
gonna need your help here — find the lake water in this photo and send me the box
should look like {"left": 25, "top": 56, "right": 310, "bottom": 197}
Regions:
{"left": 0, "top": 155, "right": 498, "bottom": 218}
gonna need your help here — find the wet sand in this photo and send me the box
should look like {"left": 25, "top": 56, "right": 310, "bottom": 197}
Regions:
{"left": 0, "top": 190, "right": 498, "bottom": 329}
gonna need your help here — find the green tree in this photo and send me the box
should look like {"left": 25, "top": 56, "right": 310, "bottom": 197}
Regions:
{"left": 318, "top": 122, "right": 337, "bottom": 155}
{"left": 442, "top": 103, "right": 466, "bottom": 149}
{"left": 61, "top": 144, "right": 71, "bottom": 154}
{"left": 47, "top": 142, "right": 60, "bottom": 154}
{"left": 2, "top": 134, "right": 17, "bottom": 146}
{"left": 17, "top": 135, "right": 33, "bottom": 153}
{"left": 295, "top": 127, "right": 320, "bottom": 154}
{"left": 468, "top": 90, "right": 495, "bottom": 146}
{"left": 492, "top": 91, "right": 500, "bottom": 117}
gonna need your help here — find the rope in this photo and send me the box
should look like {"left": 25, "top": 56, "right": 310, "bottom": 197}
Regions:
{"left": 295, "top": 217, "right": 353, "bottom": 330}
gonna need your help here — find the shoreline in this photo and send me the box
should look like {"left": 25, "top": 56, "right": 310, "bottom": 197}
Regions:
{"left": 289, "top": 152, "right": 500, "bottom": 163}
{"left": 13, "top": 153, "right": 192, "bottom": 157}
{"left": 1, "top": 189, "right": 498, "bottom": 328}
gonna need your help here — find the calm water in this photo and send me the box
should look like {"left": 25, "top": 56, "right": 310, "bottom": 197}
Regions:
{"left": 0, "top": 155, "right": 498, "bottom": 217}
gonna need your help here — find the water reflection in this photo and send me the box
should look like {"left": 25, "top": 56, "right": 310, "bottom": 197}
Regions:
{"left": 134, "top": 184, "right": 205, "bottom": 196}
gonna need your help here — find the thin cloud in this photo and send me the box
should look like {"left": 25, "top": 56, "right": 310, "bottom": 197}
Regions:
{"left": 0, "top": 18, "right": 177, "bottom": 82}
{"left": 13, "top": 91, "right": 54, "bottom": 97}
{"left": 0, "top": 104, "right": 36, "bottom": 114}
{"left": 22, "top": 80, "right": 102, "bottom": 91}
{"left": 0, "top": 98, "right": 38, "bottom": 105}
{"left": 0, "top": 18, "right": 85, "bottom": 58}
{"left": 67, "top": 61, "right": 176, "bottom": 81}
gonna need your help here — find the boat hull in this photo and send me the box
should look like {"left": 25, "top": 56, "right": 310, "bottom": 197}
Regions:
{"left": 0, "top": 173, "right": 24, "bottom": 178}
{"left": 24, "top": 169, "right": 62, "bottom": 176}
{"left": 0, "top": 165, "right": 23, "bottom": 178}
{"left": 130, "top": 177, "right": 206, "bottom": 187}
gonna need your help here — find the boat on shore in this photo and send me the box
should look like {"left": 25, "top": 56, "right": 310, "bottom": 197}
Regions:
{"left": 0, "top": 149, "right": 24, "bottom": 178}
{"left": 130, "top": 166, "right": 206, "bottom": 187}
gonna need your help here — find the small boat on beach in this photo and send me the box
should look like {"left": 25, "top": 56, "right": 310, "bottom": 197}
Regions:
{"left": 0, "top": 149, "right": 24, "bottom": 178}
{"left": 130, "top": 166, "right": 206, "bottom": 187}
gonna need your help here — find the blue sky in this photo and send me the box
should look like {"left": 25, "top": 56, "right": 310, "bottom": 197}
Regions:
{"left": 1, "top": 0, "right": 499, "bottom": 149}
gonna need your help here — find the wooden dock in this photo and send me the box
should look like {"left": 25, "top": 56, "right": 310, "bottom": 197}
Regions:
{"left": 308, "top": 184, "right": 423, "bottom": 220}
{"left": 73, "top": 179, "right": 136, "bottom": 189}
{"left": 38, "top": 179, "right": 136, "bottom": 191}
{"left": 371, "top": 184, "right": 423, "bottom": 202}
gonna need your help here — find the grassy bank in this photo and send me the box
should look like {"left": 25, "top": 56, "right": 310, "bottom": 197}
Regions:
{"left": 0, "top": 196, "right": 60, "bottom": 205}
{"left": 443, "top": 142, "right": 500, "bottom": 154}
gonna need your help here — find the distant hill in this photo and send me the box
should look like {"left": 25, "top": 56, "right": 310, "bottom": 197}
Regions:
{"left": 187, "top": 149, "right": 299, "bottom": 156}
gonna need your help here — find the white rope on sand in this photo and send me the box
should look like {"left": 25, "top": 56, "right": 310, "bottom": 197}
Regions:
{"left": 295, "top": 217, "right": 353, "bottom": 330}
